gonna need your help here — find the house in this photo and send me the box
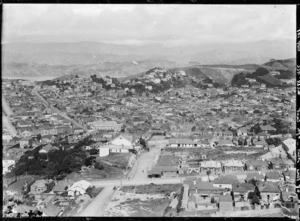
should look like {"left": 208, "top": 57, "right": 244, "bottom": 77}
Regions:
{"left": 3, "top": 133, "right": 13, "bottom": 142}
{"left": 92, "top": 133, "right": 104, "bottom": 142}
{"left": 232, "top": 182, "right": 255, "bottom": 202}
{"left": 200, "top": 160, "right": 222, "bottom": 174}
{"left": 269, "top": 158, "right": 294, "bottom": 170}
{"left": 98, "top": 146, "right": 110, "bottom": 157}
{"left": 219, "top": 195, "right": 234, "bottom": 213}
{"left": 265, "top": 171, "right": 283, "bottom": 183}
{"left": 73, "top": 127, "right": 84, "bottom": 134}
{"left": 67, "top": 180, "right": 93, "bottom": 196}
{"left": 184, "top": 178, "right": 215, "bottom": 195}
{"left": 41, "top": 134, "right": 55, "bottom": 143}
{"left": 52, "top": 179, "right": 74, "bottom": 194}
{"left": 39, "top": 144, "right": 59, "bottom": 154}
{"left": 19, "top": 129, "right": 32, "bottom": 138}
{"left": 245, "top": 160, "right": 268, "bottom": 172}
{"left": 88, "top": 120, "right": 122, "bottom": 132}
{"left": 213, "top": 175, "right": 238, "bottom": 190}
{"left": 3, "top": 158, "right": 15, "bottom": 174}
{"left": 258, "top": 181, "right": 281, "bottom": 206}
{"left": 104, "top": 144, "right": 131, "bottom": 153}
{"left": 168, "top": 138, "right": 196, "bottom": 148}
{"left": 217, "top": 139, "right": 235, "bottom": 147}
{"left": 260, "top": 125, "right": 276, "bottom": 133}
{"left": 282, "top": 138, "right": 296, "bottom": 162}
{"left": 254, "top": 139, "right": 268, "bottom": 148}
{"left": 17, "top": 120, "right": 32, "bottom": 128}
{"left": 19, "top": 136, "right": 33, "bottom": 148}
{"left": 56, "top": 126, "right": 71, "bottom": 135}
{"left": 221, "top": 160, "right": 244, "bottom": 173}
{"left": 147, "top": 135, "right": 169, "bottom": 146}
{"left": 30, "top": 179, "right": 55, "bottom": 199}
{"left": 110, "top": 133, "right": 134, "bottom": 148}
{"left": 236, "top": 127, "right": 248, "bottom": 136}
{"left": 148, "top": 166, "right": 178, "bottom": 178}
{"left": 246, "top": 172, "right": 265, "bottom": 182}
{"left": 5, "top": 176, "right": 35, "bottom": 200}
{"left": 222, "top": 130, "right": 234, "bottom": 139}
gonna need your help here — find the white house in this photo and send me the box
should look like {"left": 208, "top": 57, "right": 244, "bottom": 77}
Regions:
{"left": 3, "top": 159, "right": 15, "bottom": 174}
{"left": 107, "top": 144, "right": 131, "bottom": 153}
{"left": 67, "top": 180, "right": 92, "bottom": 197}
{"left": 110, "top": 134, "right": 133, "bottom": 148}
{"left": 99, "top": 146, "right": 110, "bottom": 157}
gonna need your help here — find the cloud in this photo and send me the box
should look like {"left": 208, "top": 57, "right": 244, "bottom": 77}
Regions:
{"left": 3, "top": 4, "right": 296, "bottom": 46}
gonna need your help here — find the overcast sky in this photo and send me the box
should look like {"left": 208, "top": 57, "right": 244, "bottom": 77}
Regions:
{"left": 3, "top": 4, "right": 296, "bottom": 46}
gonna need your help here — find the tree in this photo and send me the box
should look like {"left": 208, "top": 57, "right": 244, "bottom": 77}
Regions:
{"left": 84, "top": 156, "right": 96, "bottom": 167}
{"left": 206, "top": 169, "right": 211, "bottom": 182}
{"left": 94, "top": 162, "right": 104, "bottom": 170}
{"left": 252, "top": 67, "right": 269, "bottom": 78}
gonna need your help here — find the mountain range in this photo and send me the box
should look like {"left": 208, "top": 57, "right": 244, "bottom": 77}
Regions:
{"left": 2, "top": 39, "right": 295, "bottom": 82}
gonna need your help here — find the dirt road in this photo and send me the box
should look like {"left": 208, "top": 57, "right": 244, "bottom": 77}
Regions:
{"left": 77, "top": 186, "right": 115, "bottom": 217}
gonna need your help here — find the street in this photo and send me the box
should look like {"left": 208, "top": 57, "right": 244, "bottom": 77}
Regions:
{"left": 32, "top": 86, "right": 87, "bottom": 130}
{"left": 77, "top": 186, "right": 115, "bottom": 217}
{"left": 130, "top": 144, "right": 162, "bottom": 180}
{"left": 2, "top": 95, "right": 14, "bottom": 116}
{"left": 78, "top": 144, "right": 180, "bottom": 217}
{"left": 2, "top": 114, "right": 18, "bottom": 137}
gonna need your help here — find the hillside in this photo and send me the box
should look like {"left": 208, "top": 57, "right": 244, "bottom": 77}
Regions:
{"left": 231, "top": 58, "right": 295, "bottom": 87}
{"left": 262, "top": 58, "right": 296, "bottom": 73}
{"left": 257, "top": 73, "right": 284, "bottom": 86}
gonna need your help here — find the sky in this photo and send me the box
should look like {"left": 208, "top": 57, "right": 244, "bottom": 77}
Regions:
{"left": 3, "top": 4, "right": 296, "bottom": 46}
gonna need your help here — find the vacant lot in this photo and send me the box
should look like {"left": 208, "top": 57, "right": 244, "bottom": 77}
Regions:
{"left": 104, "top": 190, "right": 171, "bottom": 217}
{"left": 104, "top": 184, "right": 182, "bottom": 217}
{"left": 98, "top": 153, "right": 132, "bottom": 169}
{"left": 65, "top": 162, "right": 126, "bottom": 181}
{"left": 121, "top": 184, "right": 182, "bottom": 195}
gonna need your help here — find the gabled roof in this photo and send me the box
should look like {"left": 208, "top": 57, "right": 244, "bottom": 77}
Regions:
{"left": 214, "top": 175, "right": 238, "bottom": 185}
{"left": 258, "top": 181, "right": 281, "bottom": 193}
{"left": 200, "top": 160, "right": 221, "bottom": 168}
{"left": 265, "top": 171, "right": 283, "bottom": 180}
{"left": 232, "top": 182, "right": 255, "bottom": 193}
{"left": 245, "top": 160, "right": 268, "bottom": 167}
{"left": 52, "top": 179, "right": 74, "bottom": 192}
{"left": 219, "top": 195, "right": 233, "bottom": 202}
{"left": 260, "top": 125, "right": 276, "bottom": 131}
{"left": 246, "top": 172, "right": 264, "bottom": 180}
{"left": 184, "top": 178, "right": 214, "bottom": 191}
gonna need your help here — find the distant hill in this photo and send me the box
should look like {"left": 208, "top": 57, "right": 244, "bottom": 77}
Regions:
{"left": 262, "top": 58, "right": 296, "bottom": 73}
{"left": 2, "top": 59, "right": 178, "bottom": 79}
{"left": 3, "top": 39, "right": 295, "bottom": 65}
{"left": 201, "top": 64, "right": 261, "bottom": 71}
{"left": 231, "top": 58, "right": 295, "bottom": 87}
